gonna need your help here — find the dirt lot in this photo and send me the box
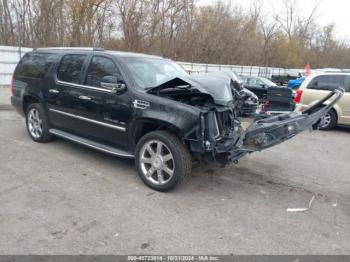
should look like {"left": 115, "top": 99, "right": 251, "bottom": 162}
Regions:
{"left": 0, "top": 88, "right": 350, "bottom": 254}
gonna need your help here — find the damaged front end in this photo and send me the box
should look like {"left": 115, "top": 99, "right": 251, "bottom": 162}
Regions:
{"left": 146, "top": 71, "right": 344, "bottom": 165}
{"left": 203, "top": 88, "right": 344, "bottom": 164}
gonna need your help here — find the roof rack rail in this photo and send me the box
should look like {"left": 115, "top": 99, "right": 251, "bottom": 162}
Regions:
{"left": 33, "top": 47, "right": 105, "bottom": 51}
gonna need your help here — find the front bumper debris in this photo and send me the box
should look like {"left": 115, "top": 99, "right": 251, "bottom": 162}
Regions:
{"left": 227, "top": 88, "right": 344, "bottom": 162}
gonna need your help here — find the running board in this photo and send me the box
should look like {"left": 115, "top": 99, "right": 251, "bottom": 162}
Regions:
{"left": 49, "top": 128, "right": 134, "bottom": 158}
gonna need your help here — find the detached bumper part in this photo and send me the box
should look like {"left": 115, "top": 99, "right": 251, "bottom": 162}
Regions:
{"left": 230, "top": 88, "right": 344, "bottom": 161}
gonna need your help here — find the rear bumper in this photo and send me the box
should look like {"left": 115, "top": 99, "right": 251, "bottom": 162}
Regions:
{"left": 11, "top": 96, "right": 24, "bottom": 117}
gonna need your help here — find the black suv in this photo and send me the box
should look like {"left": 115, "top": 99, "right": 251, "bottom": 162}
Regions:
{"left": 11, "top": 48, "right": 343, "bottom": 191}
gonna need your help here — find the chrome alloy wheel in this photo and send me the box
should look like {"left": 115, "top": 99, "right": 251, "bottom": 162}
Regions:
{"left": 320, "top": 113, "right": 331, "bottom": 128}
{"left": 139, "top": 140, "right": 174, "bottom": 185}
{"left": 27, "top": 108, "right": 43, "bottom": 139}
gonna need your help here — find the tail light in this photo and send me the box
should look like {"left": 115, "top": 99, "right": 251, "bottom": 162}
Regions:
{"left": 294, "top": 89, "right": 303, "bottom": 103}
{"left": 10, "top": 75, "right": 15, "bottom": 96}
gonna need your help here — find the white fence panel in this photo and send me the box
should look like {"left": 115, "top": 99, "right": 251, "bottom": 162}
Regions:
{"left": 0, "top": 46, "right": 33, "bottom": 86}
{"left": 177, "top": 61, "right": 288, "bottom": 78}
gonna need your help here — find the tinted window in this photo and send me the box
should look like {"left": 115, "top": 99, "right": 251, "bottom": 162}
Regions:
{"left": 344, "top": 76, "right": 350, "bottom": 92}
{"left": 57, "top": 54, "right": 87, "bottom": 84}
{"left": 85, "top": 56, "right": 121, "bottom": 88}
{"left": 16, "top": 53, "right": 58, "bottom": 78}
{"left": 307, "top": 75, "right": 345, "bottom": 91}
{"left": 244, "top": 77, "right": 262, "bottom": 86}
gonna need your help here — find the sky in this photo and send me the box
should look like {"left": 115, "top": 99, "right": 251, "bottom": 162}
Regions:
{"left": 196, "top": 0, "right": 350, "bottom": 41}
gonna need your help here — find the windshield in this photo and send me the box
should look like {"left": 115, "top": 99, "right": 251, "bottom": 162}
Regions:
{"left": 261, "top": 78, "right": 277, "bottom": 86}
{"left": 123, "top": 57, "right": 188, "bottom": 89}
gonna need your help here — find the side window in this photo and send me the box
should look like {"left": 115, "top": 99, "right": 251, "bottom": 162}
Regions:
{"left": 57, "top": 54, "right": 87, "bottom": 84}
{"left": 247, "top": 78, "right": 259, "bottom": 85}
{"left": 256, "top": 79, "right": 264, "bottom": 85}
{"left": 15, "top": 53, "right": 58, "bottom": 78}
{"left": 344, "top": 76, "right": 350, "bottom": 92}
{"left": 85, "top": 56, "right": 121, "bottom": 88}
{"left": 307, "top": 75, "right": 345, "bottom": 91}
{"left": 246, "top": 78, "right": 254, "bottom": 85}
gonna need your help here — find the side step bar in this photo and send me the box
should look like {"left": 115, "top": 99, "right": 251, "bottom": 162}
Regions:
{"left": 49, "top": 128, "right": 134, "bottom": 158}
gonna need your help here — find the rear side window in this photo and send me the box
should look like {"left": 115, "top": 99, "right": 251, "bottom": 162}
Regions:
{"left": 15, "top": 53, "right": 58, "bottom": 78}
{"left": 306, "top": 75, "right": 345, "bottom": 91}
{"left": 85, "top": 56, "right": 121, "bottom": 88}
{"left": 344, "top": 76, "right": 350, "bottom": 92}
{"left": 57, "top": 54, "right": 87, "bottom": 84}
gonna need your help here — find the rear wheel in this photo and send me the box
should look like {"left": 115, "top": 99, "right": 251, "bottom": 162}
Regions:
{"left": 135, "top": 131, "right": 192, "bottom": 192}
{"left": 25, "top": 103, "right": 53, "bottom": 142}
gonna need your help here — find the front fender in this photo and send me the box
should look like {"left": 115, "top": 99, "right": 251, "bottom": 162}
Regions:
{"left": 132, "top": 97, "right": 202, "bottom": 137}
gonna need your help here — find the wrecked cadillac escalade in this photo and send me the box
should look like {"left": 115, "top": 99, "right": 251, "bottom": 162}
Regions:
{"left": 11, "top": 48, "right": 344, "bottom": 191}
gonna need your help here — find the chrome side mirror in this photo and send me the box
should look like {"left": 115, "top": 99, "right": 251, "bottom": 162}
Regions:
{"left": 111, "top": 82, "right": 127, "bottom": 94}
{"left": 100, "top": 75, "right": 127, "bottom": 94}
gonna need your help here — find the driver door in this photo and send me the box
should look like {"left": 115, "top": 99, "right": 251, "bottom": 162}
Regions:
{"left": 71, "top": 55, "right": 131, "bottom": 150}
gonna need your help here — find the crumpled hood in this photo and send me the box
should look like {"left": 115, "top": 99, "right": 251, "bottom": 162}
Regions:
{"left": 147, "top": 71, "right": 239, "bottom": 106}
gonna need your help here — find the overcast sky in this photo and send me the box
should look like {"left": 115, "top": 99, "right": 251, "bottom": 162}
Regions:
{"left": 196, "top": 0, "right": 350, "bottom": 41}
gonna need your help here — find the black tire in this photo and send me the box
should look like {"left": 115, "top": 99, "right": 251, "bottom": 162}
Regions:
{"left": 135, "top": 130, "right": 192, "bottom": 192}
{"left": 319, "top": 109, "right": 337, "bottom": 130}
{"left": 25, "top": 103, "right": 53, "bottom": 143}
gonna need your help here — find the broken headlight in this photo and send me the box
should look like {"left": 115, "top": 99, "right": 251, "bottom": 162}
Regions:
{"left": 204, "top": 111, "right": 220, "bottom": 141}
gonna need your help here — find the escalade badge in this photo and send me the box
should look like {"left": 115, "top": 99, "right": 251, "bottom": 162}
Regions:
{"left": 133, "top": 100, "right": 150, "bottom": 109}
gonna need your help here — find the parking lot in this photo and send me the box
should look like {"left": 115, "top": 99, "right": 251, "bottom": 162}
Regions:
{"left": 0, "top": 88, "right": 350, "bottom": 255}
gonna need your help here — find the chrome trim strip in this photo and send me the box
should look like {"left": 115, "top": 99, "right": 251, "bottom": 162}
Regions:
{"left": 49, "top": 129, "right": 134, "bottom": 158}
{"left": 49, "top": 108, "right": 126, "bottom": 131}
{"left": 56, "top": 80, "right": 114, "bottom": 93}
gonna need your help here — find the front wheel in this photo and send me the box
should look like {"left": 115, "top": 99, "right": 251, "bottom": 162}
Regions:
{"left": 135, "top": 131, "right": 192, "bottom": 192}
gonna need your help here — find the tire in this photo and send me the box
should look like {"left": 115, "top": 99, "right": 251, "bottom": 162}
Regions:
{"left": 135, "top": 130, "right": 192, "bottom": 192}
{"left": 319, "top": 109, "right": 337, "bottom": 130}
{"left": 25, "top": 103, "right": 53, "bottom": 143}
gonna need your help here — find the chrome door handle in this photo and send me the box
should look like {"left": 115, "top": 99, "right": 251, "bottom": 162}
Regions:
{"left": 78, "top": 95, "right": 91, "bottom": 101}
{"left": 49, "top": 89, "right": 59, "bottom": 94}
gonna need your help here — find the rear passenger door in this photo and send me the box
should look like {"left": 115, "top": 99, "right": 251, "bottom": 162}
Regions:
{"left": 303, "top": 75, "right": 345, "bottom": 106}
{"left": 303, "top": 74, "right": 349, "bottom": 124}
{"left": 46, "top": 53, "right": 89, "bottom": 132}
{"left": 72, "top": 55, "right": 131, "bottom": 150}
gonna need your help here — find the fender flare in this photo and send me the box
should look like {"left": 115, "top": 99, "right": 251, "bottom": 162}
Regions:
{"left": 21, "top": 91, "right": 45, "bottom": 114}
{"left": 128, "top": 118, "right": 185, "bottom": 150}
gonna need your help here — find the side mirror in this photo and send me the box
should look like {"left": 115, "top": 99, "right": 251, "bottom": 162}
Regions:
{"left": 101, "top": 75, "right": 127, "bottom": 94}
{"left": 261, "top": 84, "right": 266, "bottom": 88}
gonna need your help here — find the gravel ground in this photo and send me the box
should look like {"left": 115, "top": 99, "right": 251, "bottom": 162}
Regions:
{"left": 0, "top": 91, "right": 350, "bottom": 254}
